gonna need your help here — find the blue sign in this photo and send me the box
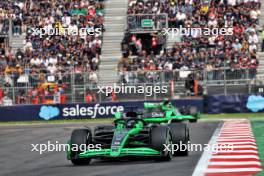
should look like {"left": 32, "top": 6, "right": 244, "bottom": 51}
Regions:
{"left": 246, "top": 95, "right": 264, "bottom": 112}
{"left": 39, "top": 106, "right": 60, "bottom": 120}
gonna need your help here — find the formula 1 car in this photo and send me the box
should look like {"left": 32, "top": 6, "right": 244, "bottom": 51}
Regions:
{"left": 67, "top": 101, "right": 199, "bottom": 165}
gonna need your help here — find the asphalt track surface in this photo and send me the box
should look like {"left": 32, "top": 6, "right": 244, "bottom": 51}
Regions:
{"left": 0, "top": 121, "right": 219, "bottom": 176}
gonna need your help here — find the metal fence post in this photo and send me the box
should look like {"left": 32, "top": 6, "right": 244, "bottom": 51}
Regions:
{"left": 71, "top": 72, "right": 75, "bottom": 103}
{"left": 8, "top": 19, "right": 12, "bottom": 45}
{"left": 247, "top": 69, "right": 249, "bottom": 80}
{"left": 203, "top": 69, "right": 207, "bottom": 95}
{"left": 12, "top": 76, "right": 15, "bottom": 104}
{"left": 83, "top": 85, "right": 86, "bottom": 103}
{"left": 144, "top": 83, "right": 147, "bottom": 100}
{"left": 248, "top": 80, "right": 251, "bottom": 94}
{"left": 224, "top": 69, "right": 227, "bottom": 95}
{"left": 153, "top": 82, "right": 157, "bottom": 100}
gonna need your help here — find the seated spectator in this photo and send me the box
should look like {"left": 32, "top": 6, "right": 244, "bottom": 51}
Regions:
{"left": 85, "top": 89, "right": 97, "bottom": 103}
{"left": 89, "top": 71, "right": 98, "bottom": 85}
{"left": 121, "top": 0, "right": 261, "bottom": 83}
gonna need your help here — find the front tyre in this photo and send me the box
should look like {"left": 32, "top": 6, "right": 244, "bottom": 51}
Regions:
{"left": 70, "top": 129, "right": 92, "bottom": 165}
{"left": 151, "top": 126, "right": 173, "bottom": 161}
{"left": 169, "top": 123, "right": 189, "bottom": 156}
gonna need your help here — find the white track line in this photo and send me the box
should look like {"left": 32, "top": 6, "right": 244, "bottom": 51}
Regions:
{"left": 220, "top": 145, "right": 257, "bottom": 149}
{"left": 221, "top": 131, "right": 252, "bottom": 133}
{"left": 222, "top": 129, "right": 251, "bottom": 131}
{"left": 217, "top": 139, "right": 256, "bottom": 142}
{"left": 209, "top": 161, "right": 262, "bottom": 166}
{"left": 217, "top": 136, "right": 255, "bottom": 139}
{"left": 217, "top": 142, "right": 256, "bottom": 145}
{"left": 215, "top": 150, "right": 258, "bottom": 154}
{"left": 192, "top": 123, "right": 223, "bottom": 176}
{"left": 220, "top": 131, "right": 252, "bottom": 133}
{"left": 206, "top": 168, "right": 262, "bottom": 173}
{"left": 211, "top": 155, "right": 260, "bottom": 159}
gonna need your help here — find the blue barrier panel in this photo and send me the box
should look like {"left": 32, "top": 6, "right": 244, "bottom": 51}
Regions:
{"left": 0, "top": 99, "right": 203, "bottom": 122}
{"left": 205, "top": 94, "right": 264, "bottom": 114}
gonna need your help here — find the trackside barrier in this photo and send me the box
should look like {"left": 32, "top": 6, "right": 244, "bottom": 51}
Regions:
{"left": 0, "top": 99, "right": 203, "bottom": 122}
{"left": 205, "top": 94, "right": 264, "bottom": 114}
{"left": 1, "top": 94, "right": 262, "bottom": 121}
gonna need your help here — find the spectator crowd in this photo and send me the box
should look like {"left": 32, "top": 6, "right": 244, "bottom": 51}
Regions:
{"left": 120, "top": 0, "right": 261, "bottom": 82}
{"left": 0, "top": 0, "right": 104, "bottom": 104}
{"left": 0, "top": 0, "right": 104, "bottom": 75}
{"left": 0, "top": 0, "right": 262, "bottom": 103}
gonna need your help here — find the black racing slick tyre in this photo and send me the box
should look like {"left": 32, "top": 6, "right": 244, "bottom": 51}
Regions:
{"left": 169, "top": 123, "right": 189, "bottom": 156}
{"left": 70, "top": 129, "right": 92, "bottom": 165}
{"left": 151, "top": 126, "right": 173, "bottom": 161}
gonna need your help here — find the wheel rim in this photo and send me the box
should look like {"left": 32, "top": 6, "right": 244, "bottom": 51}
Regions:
{"left": 164, "top": 132, "right": 173, "bottom": 158}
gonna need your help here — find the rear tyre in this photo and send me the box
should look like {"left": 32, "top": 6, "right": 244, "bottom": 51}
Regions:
{"left": 70, "top": 129, "right": 92, "bottom": 165}
{"left": 169, "top": 123, "right": 189, "bottom": 156}
{"left": 151, "top": 126, "right": 173, "bottom": 161}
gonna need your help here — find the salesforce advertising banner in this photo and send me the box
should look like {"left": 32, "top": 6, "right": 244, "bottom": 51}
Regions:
{"left": 0, "top": 99, "right": 203, "bottom": 122}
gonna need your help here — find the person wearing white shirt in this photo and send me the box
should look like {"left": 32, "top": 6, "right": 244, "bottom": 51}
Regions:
{"left": 68, "top": 23, "right": 78, "bottom": 36}
{"left": 164, "top": 61, "right": 173, "bottom": 70}
{"left": 89, "top": 72, "right": 98, "bottom": 84}
{"left": 23, "top": 40, "right": 33, "bottom": 51}
{"left": 228, "top": 0, "right": 236, "bottom": 6}
{"left": 208, "top": 17, "right": 218, "bottom": 27}
{"left": 43, "top": 58, "right": 49, "bottom": 67}
{"left": 14, "top": 1, "right": 24, "bottom": 10}
{"left": 47, "top": 64, "right": 57, "bottom": 74}
{"left": 250, "top": 10, "right": 260, "bottom": 20}
{"left": 30, "top": 57, "right": 41, "bottom": 66}
{"left": 191, "top": 27, "right": 202, "bottom": 38}
{"left": 208, "top": 36, "right": 216, "bottom": 46}
{"left": 176, "top": 11, "right": 186, "bottom": 27}
{"left": 248, "top": 32, "right": 259, "bottom": 44}
{"left": 45, "top": 16, "right": 54, "bottom": 25}
{"left": 176, "top": 11, "right": 186, "bottom": 21}
{"left": 61, "top": 14, "right": 71, "bottom": 27}
{"left": 185, "top": 0, "right": 193, "bottom": 5}
{"left": 48, "top": 56, "right": 58, "bottom": 65}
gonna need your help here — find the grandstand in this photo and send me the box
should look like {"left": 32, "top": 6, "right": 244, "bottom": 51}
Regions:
{"left": 0, "top": 0, "right": 263, "bottom": 105}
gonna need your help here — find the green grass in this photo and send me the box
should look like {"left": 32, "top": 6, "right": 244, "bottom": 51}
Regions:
{"left": 0, "top": 118, "right": 114, "bottom": 126}
{"left": 251, "top": 121, "right": 264, "bottom": 175}
{"left": 0, "top": 113, "right": 264, "bottom": 126}
{"left": 202, "top": 113, "right": 264, "bottom": 119}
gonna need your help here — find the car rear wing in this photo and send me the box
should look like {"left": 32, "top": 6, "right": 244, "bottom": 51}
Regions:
{"left": 144, "top": 102, "right": 162, "bottom": 109}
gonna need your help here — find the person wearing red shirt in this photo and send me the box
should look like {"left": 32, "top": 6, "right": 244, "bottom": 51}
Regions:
{"left": 85, "top": 90, "right": 97, "bottom": 103}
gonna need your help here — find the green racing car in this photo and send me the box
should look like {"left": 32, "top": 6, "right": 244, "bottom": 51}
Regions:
{"left": 67, "top": 101, "right": 200, "bottom": 165}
